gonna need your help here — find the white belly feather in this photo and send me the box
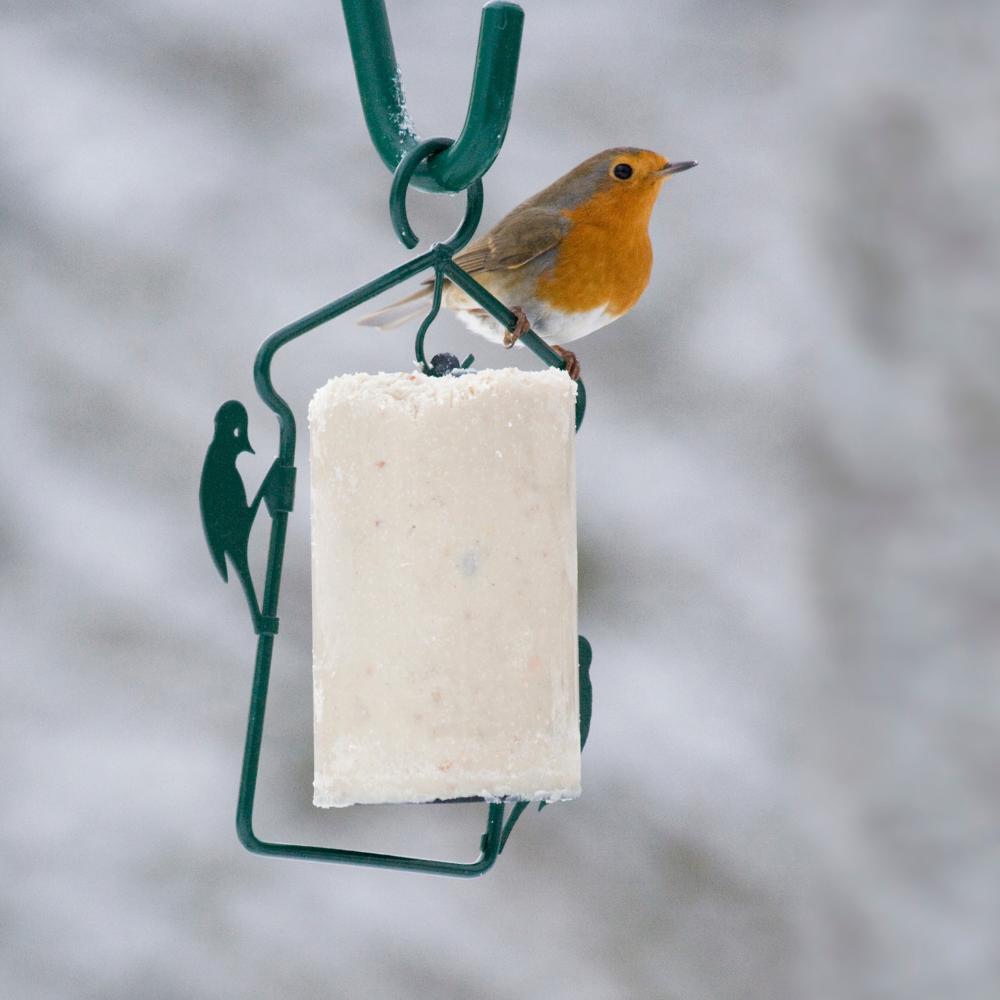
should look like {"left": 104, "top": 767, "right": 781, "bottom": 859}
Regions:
{"left": 453, "top": 301, "right": 615, "bottom": 347}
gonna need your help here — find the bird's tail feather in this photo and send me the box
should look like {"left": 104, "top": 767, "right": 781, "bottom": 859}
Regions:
{"left": 357, "top": 285, "right": 433, "bottom": 330}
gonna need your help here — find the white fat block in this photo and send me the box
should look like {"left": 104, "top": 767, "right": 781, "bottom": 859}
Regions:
{"left": 308, "top": 369, "right": 580, "bottom": 807}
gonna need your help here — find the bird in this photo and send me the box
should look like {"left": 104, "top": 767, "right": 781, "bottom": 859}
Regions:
{"left": 359, "top": 148, "right": 696, "bottom": 379}
{"left": 199, "top": 400, "right": 265, "bottom": 628}
{"left": 576, "top": 634, "right": 594, "bottom": 753}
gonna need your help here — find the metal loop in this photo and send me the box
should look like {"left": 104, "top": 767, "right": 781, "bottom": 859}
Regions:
{"left": 390, "top": 137, "right": 484, "bottom": 251}
{"left": 413, "top": 267, "right": 476, "bottom": 375}
{"left": 413, "top": 267, "right": 445, "bottom": 373}
{"left": 341, "top": 0, "right": 524, "bottom": 193}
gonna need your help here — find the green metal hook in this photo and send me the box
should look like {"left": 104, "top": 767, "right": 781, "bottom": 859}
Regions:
{"left": 390, "top": 137, "right": 484, "bottom": 250}
{"left": 341, "top": 0, "right": 524, "bottom": 193}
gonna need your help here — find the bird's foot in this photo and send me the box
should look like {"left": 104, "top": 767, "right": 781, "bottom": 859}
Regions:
{"left": 552, "top": 345, "right": 581, "bottom": 381}
{"left": 503, "top": 306, "right": 531, "bottom": 349}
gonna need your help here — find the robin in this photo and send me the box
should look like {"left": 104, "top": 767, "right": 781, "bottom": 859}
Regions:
{"left": 359, "top": 147, "right": 696, "bottom": 379}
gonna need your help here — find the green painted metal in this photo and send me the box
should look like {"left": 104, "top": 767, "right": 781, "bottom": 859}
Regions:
{"left": 341, "top": 0, "right": 524, "bottom": 193}
{"left": 199, "top": 5, "right": 594, "bottom": 877}
{"left": 389, "top": 136, "right": 484, "bottom": 250}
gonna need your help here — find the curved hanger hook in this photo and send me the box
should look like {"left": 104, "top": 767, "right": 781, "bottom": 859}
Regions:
{"left": 390, "top": 137, "right": 484, "bottom": 250}
{"left": 341, "top": 0, "right": 523, "bottom": 194}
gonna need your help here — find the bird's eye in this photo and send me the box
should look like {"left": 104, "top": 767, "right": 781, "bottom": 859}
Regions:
{"left": 613, "top": 162, "right": 633, "bottom": 180}
{"left": 233, "top": 428, "right": 240, "bottom": 437}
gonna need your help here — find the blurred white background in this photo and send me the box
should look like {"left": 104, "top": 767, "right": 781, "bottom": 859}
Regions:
{"left": 3, "top": 1, "right": 999, "bottom": 997}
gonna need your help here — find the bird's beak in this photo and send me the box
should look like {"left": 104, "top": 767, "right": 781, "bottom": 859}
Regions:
{"left": 243, "top": 436, "right": 255, "bottom": 455}
{"left": 656, "top": 160, "right": 698, "bottom": 176}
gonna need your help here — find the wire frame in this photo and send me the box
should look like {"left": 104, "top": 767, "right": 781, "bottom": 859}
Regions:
{"left": 202, "top": 140, "right": 589, "bottom": 877}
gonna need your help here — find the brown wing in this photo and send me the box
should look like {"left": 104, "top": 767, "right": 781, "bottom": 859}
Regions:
{"left": 453, "top": 207, "right": 567, "bottom": 275}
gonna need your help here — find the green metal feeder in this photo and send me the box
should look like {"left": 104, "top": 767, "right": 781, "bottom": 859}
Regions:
{"left": 199, "top": 0, "right": 592, "bottom": 877}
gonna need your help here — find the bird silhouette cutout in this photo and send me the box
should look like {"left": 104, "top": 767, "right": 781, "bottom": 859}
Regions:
{"left": 499, "top": 636, "right": 593, "bottom": 852}
{"left": 200, "top": 400, "right": 269, "bottom": 631}
{"left": 577, "top": 635, "right": 594, "bottom": 752}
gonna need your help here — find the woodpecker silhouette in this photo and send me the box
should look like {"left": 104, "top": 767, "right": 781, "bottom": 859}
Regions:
{"left": 200, "top": 400, "right": 266, "bottom": 628}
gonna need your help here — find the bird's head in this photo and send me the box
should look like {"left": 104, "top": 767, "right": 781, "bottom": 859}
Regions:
{"left": 214, "top": 400, "right": 255, "bottom": 454}
{"left": 536, "top": 147, "right": 696, "bottom": 230}
{"left": 601, "top": 148, "right": 698, "bottom": 189}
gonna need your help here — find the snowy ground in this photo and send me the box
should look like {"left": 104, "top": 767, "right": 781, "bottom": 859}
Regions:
{"left": 3, "top": 1, "right": 999, "bottom": 997}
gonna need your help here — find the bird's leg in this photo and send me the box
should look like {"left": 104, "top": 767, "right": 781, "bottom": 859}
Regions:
{"left": 503, "top": 306, "right": 532, "bottom": 349}
{"left": 552, "top": 345, "right": 581, "bottom": 381}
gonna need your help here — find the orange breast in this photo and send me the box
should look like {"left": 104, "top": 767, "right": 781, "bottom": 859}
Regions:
{"left": 535, "top": 183, "right": 657, "bottom": 316}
